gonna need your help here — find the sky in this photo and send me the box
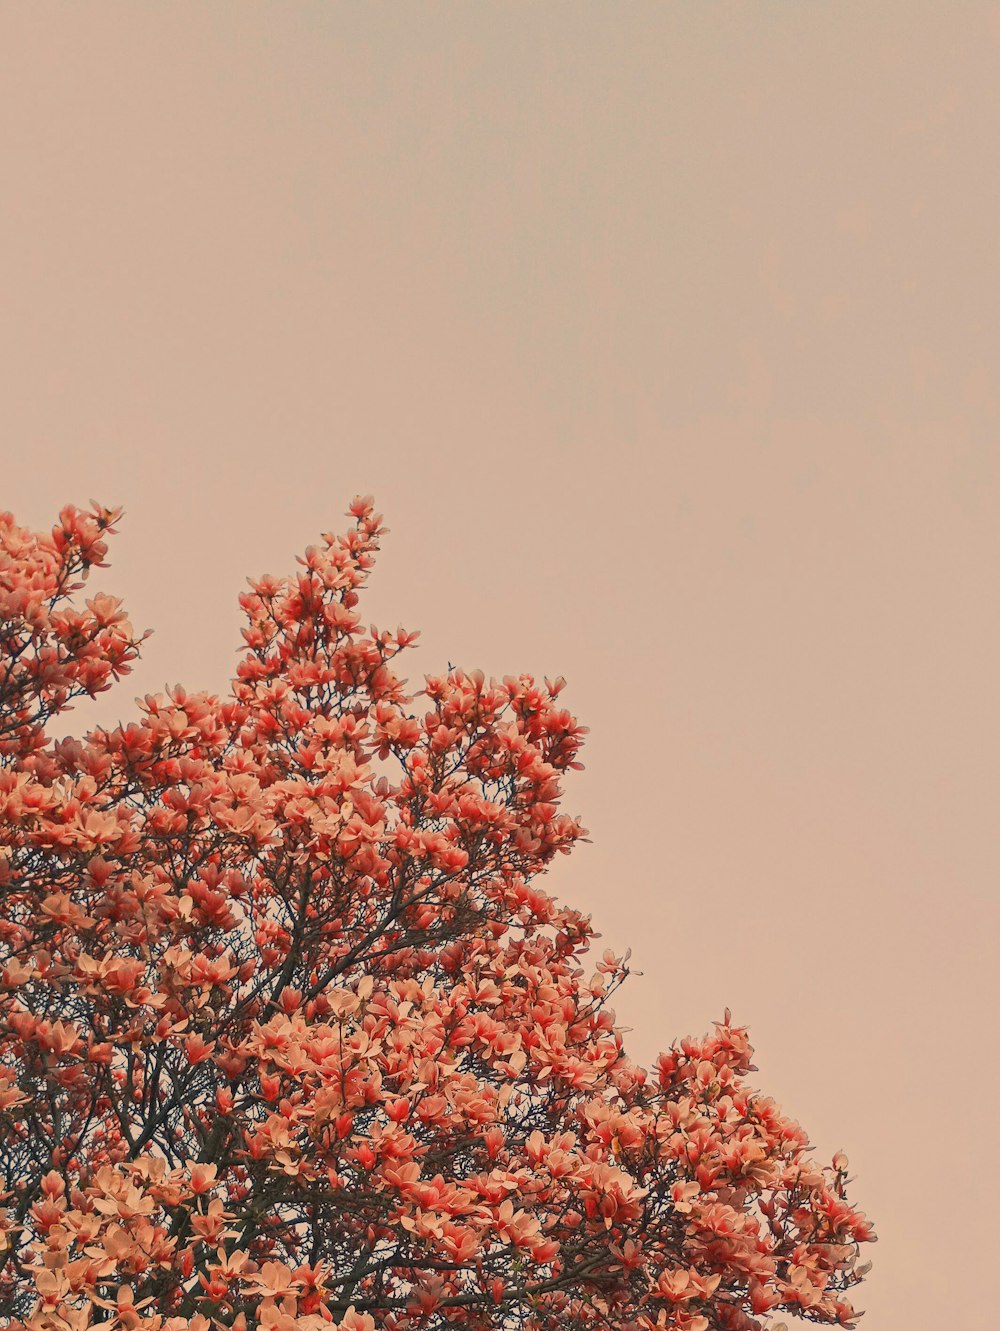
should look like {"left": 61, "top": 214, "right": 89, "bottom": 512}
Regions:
{"left": 2, "top": 4, "right": 999, "bottom": 1327}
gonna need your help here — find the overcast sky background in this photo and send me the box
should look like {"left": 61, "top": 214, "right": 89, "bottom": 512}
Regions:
{"left": 3, "top": 6, "right": 999, "bottom": 1327}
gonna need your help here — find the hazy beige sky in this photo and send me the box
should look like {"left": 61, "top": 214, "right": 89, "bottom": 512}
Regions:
{"left": 3, "top": 4, "right": 999, "bottom": 1327}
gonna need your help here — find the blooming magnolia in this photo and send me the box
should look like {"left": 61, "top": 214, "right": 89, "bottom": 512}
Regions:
{"left": 0, "top": 500, "right": 873, "bottom": 1331}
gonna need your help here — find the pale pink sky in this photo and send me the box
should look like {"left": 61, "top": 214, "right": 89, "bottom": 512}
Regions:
{"left": 3, "top": 5, "right": 998, "bottom": 1327}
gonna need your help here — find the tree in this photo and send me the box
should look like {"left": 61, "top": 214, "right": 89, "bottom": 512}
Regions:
{"left": 0, "top": 498, "right": 874, "bottom": 1331}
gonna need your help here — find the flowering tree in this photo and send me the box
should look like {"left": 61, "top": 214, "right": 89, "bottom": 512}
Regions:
{"left": 0, "top": 499, "right": 874, "bottom": 1331}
